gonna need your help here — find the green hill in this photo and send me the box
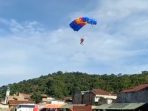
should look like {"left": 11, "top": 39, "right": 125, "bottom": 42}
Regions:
{"left": 0, "top": 71, "right": 148, "bottom": 100}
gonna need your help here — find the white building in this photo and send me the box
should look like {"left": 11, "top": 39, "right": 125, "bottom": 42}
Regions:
{"left": 94, "top": 93, "right": 117, "bottom": 104}
{"left": 15, "top": 104, "right": 35, "bottom": 111}
{"left": 50, "top": 100, "right": 65, "bottom": 104}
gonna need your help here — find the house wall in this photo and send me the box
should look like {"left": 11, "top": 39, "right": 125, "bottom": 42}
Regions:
{"left": 73, "top": 105, "right": 91, "bottom": 111}
{"left": 82, "top": 93, "right": 116, "bottom": 105}
{"left": 95, "top": 95, "right": 117, "bottom": 100}
{"left": 117, "top": 89, "right": 148, "bottom": 103}
{"left": 72, "top": 92, "right": 82, "bottom": 104}
{"left": 83, "top": 92, "right": 95, "bottom": 104}
{"left": 15, "top": 104, "right": 35, "bottom": 111}
{"left": 107, "top": 99, "right": 113, "bottom": 104}
{"left": 0, "top": 104, "right": 9, "bottom": 111}
{"left": 73, "top": 91, "right": 117, "bottom": 105}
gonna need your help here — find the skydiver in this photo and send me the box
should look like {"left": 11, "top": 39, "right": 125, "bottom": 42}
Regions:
{"left": 80, "top": 38, "right": 84, "bottom": 45}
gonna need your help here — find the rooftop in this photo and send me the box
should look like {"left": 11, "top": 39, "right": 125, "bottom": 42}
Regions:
{"left": 92, "top": 103, "right": 146, "bottom": 110}
{"left": 91, "top": 89, "right": 115, "bottom": 96}
{"left": 122, "top": 84, "right": 148, "bottom": 93}
{"left": 8, "top": 100, "right": 34, "bottom": 106}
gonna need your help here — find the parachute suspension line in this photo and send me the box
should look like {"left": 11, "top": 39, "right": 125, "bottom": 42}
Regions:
{"left": 69, "top": 17, "right": 97, "bottom": 45}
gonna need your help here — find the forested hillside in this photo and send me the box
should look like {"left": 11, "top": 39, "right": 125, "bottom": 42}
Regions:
{"left": 0, "top": 71, "right": 148, "bottom": 100}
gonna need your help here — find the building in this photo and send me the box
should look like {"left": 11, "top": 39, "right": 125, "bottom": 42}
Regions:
{"left": 0, "top": 104, "right": 9, "bottom": 111}
{"left": 73, "top": 89, "right": 117, "bottom": 105}
{"left": 8, "top": 100, "right": 34, "bottom": 111}
{"left": 117, "top": 84, "right": 148, "bottom": 103}
{"left": 41, "top": 94, "right": 55, "bottom": 103}
{"left": 83, "top": 89, "right": 117, "bottom": 105}
{"left": 14, "top": 103, "right": 35, "bottom": 111}
{"left": 72, "top": 90, "right": 89, "bottom": 104}
{"left": 63, "top": 97, "right": 72, "bottom": 104}
{"left": 92, "top": 103, "right": 148, "bottom": 111}
{"left": 6, "top": 92, "right": 34, "bottom": 110}
{"left": 39, "top": 103, "right": 72, "bottom": 111}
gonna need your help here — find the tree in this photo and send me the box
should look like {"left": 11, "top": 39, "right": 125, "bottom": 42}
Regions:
{"left": 31, "top": 92, "right": 42, "bottom": 104}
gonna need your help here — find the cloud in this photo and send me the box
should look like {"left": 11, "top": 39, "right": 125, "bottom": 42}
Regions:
{"left": 68, "top": 0, "right": 148, "bottom": 73}
{"left": 0, "top": 0, "right": 148, "bottom": 85}
{"left": 0, "top": 19, "right": 81, "bottom": 75}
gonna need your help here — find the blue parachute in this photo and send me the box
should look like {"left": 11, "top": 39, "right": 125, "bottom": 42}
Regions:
{"left": 69, "top": 17, "right": 97, "bottom": 31}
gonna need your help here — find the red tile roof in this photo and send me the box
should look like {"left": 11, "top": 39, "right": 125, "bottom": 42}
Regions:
{"left": 122, "top": 84, "right": 148, "bottom": 93}
{"left": 91, "top": 89, "right": 111, "bottom": 95}
{"left": 8, "top": 100, "right": 34, "bottom": 106}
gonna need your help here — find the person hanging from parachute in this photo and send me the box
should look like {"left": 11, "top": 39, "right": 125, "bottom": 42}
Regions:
{"left": 80, "top": 37, "right": 84, "bottom": 45}
{"left": 69, "top": 17, "right": 97, "bottom": 45}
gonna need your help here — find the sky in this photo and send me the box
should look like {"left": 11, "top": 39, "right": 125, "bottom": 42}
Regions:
{"left": 0, "top": 0, "right": 148, "bottom": 86}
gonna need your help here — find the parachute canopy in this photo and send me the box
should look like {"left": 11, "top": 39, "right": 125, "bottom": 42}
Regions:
{"left": 69, "top": 17, "right": 97, "bottom": 31}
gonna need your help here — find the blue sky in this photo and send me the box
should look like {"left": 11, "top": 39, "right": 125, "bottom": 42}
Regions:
{"left": 0, "top": 0, "right": 148, "bottom": 86}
